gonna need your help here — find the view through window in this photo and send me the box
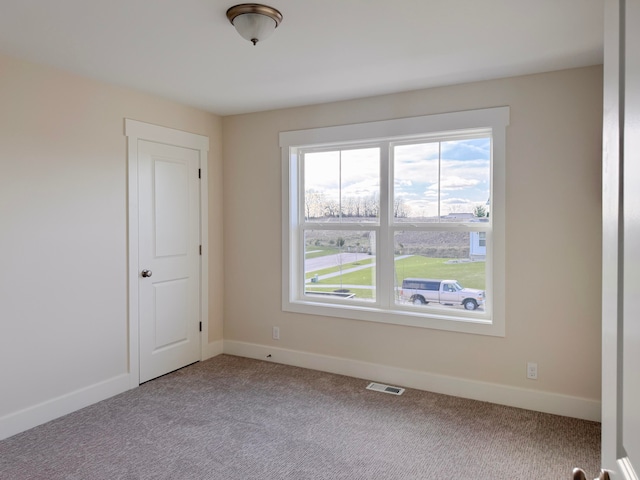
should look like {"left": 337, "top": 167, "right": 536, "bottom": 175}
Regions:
{"left": 301, "top": 138, "right": 489, "bottom": 313}
{"left": 281, "top": 107, "right": 508, "bottom": 335}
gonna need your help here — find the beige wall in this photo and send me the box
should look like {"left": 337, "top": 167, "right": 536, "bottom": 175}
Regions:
{"left": 222, "top": 66, "right": 603, "bottom": 402}
{"left": 0, "top": 52, "right": 223, "bottom": 421}
{"left": 0, "top": 50, "right": 602, "bottom": 434}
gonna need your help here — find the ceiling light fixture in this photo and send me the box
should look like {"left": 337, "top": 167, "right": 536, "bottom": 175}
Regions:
{"left": 226, "top": 3, "right": 283, "bottom": 46}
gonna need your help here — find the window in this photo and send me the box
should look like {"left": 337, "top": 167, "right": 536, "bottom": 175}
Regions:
{"left": 281, "top": 107, "right": 508, "bottom": 336}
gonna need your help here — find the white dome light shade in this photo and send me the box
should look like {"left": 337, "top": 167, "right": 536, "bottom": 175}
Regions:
{"left": 226, "top": 4, "right": 283, "bottom": 46}
{"left": 232, "top": 13, "right": 276, "bottom": 44}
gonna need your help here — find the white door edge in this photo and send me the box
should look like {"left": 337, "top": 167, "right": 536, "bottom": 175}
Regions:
{"left": 125, "top": 119, "right": 209, "bottom": 388}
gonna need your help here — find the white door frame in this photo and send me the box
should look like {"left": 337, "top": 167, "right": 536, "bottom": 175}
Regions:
{"left": 603, "top": 1, "right": 640, "bottom": 478}
{"left": 125, "top": 119, "right": 209, "bottom": 388}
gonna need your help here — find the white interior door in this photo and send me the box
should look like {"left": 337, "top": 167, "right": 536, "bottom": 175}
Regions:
{"left": 138, "top": 140, "right": 201, "bottom": 383}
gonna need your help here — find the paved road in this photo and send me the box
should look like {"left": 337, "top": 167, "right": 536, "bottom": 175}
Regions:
{"left": 304, "top": 284, "right": 485, "bottom": 311}
{"left": 305, "top": 254, "right": 412, "bottom": 283}
{"left": 305, "top": 252, "right": 368, "bottom": 272}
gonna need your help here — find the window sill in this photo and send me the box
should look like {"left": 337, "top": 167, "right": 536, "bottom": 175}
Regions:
{"left": 283, "top": 299, "right": 505, "bottom": 337}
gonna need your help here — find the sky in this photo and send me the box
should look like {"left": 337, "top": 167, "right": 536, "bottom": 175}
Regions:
{"left": 304, "top": 137, "right": 491, "bottom": 219}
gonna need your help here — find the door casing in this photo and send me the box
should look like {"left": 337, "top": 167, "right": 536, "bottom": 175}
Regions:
{"left": 125, "top": 119, "right": 209, "bottom": 388}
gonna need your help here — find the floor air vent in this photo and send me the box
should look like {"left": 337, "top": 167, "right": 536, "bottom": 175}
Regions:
{"left": 366, "top": 382, "right": 405, "bottom": 395}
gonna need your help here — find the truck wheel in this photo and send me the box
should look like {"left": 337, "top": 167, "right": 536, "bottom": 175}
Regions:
{"left": 463, "top": 299, "right": 477, "bottom": 310}
{"left": 412, "top": 296, "right": 426, "bottom": 305}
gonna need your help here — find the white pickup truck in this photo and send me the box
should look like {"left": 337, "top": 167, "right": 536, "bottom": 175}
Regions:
{"left": 400, "top": 278, "right": 485, "bottom": 310}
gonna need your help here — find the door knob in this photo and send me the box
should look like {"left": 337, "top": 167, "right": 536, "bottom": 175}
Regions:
{"left": 573, "top": 468, "right": 610, "bottom": 480}
{"left": 141, "top": 269, "right": 152, "bottom": 278}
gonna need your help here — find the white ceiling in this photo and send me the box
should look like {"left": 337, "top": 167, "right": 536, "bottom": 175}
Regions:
{"left": 0, "top": 1, "right": 604, "bottom": 116}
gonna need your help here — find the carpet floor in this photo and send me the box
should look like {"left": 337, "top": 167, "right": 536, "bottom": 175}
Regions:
{"left": 0, "top": 355, "right": 600, "bottom": 479}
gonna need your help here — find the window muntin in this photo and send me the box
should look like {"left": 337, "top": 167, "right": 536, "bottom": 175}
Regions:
{"left": 281, "top": 107, "right": 508, "bottom": 336}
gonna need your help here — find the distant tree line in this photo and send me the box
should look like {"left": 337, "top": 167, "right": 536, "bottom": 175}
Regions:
{"left": 305, "top": 190, "right": 411, "bottom": 219}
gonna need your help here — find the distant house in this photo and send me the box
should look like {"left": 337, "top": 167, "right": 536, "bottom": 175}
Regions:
{"left": 440, "top": 212, "right": 476, "bottom": 221}
{"left": 439, "top": 213, "right": 488, "bottom": 260}
{"left": 469, "top": 231, "right": 486, "bottom": 260}
{"left": 469, "top": 215, "right": 489, "bottom": 260}
{"left": 440, "top": 212, "right": 489, "bottom": 260}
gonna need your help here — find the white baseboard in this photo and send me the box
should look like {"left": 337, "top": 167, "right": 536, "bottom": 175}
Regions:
{"left": 1, "top": 340, "right": 223, "bottom": 441}
{"left": 223, "top": 340, "right": 601, "bottom": 422}
{"left": 0, "top": 373, "right": 131, "bottom": 441}
{"left": 1, "top": 341, "right": 599, "bottom": 441}
{"left": 202, "top": 340, "right": 224, "bottom": 360}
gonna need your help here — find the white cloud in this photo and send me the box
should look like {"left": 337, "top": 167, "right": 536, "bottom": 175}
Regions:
{"left": 395, "top": 179, "right": 413, "bottom": 187}
{"left": 439, "top": 176, "right": 481, "bottom": 191}
{"left": 342, "top": 178, "right": 379, "bottom": 198}
{"left": 442, "top": 197, "right": 472, "bottom": 205}
{"left": 304, "top": 147, "right": 380, "bottom": 200}
{"left": 419, "top": 190, "right": 439, "bottom": 199}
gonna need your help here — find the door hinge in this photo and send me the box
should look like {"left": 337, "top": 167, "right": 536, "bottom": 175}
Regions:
{"left": 198, "top": 168, "right": 201, "bottom": 179}
{"left": 199, "top": 245, "right": 202, "bottom": 255}
{"left": 199, "top": 321, "right": 202, "bottom": 332}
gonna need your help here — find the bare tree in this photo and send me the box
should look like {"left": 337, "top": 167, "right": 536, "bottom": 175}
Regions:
{"left": 343, "top": 196, "right": 356, "bottom": 217}
{"left": 363, "top": 192, "right": 379, "bottom": 218}
{"left": 393, "top": 198, "right": 411, "bottom": 218}
{"left": 305, "top": 190, "right": 327, "bottom": 219}
{"left": 446, "top": 204, "right": 467, "bottom": 214}
{"left": 325, "top": 199, "right": 340, "bottom": 218}
{"left": 306, "top": 191, "right": 379, "bottom": 220}
{"left": 353, "top": 196, "right": 363, "bottom": 218}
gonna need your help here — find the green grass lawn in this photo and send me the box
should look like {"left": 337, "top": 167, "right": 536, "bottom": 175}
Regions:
{"left": 304, "top": 246, "right": 340, "bottom": 259}
{"left": 394, "top": 256, "right": 486, "bottom": 290}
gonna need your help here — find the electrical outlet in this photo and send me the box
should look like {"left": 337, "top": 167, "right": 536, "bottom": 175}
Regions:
{"left": 527, "top": 362, "right": 538, "bottom": 380}
{"left": 272, "top": 326, "right": 280, "bottom": 340}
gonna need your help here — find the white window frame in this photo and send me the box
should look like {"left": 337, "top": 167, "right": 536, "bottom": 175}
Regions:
{"left": 280, "top": 107, "right": 508, "bottom": 336}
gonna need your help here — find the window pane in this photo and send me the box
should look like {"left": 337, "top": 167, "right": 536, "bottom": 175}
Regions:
{"left": 304, "top": 230, "right": 376, "bottom": 301}
{"left": 394, "top": 231, "right": 486, "bottom": 312}
{"left": 439, "top": 138, "right": 491, "bottom": 220}
{"left": 393, "top": 138, "right": 491, "bottom": 223}
{"left": 341, "top": 148, "right": 380, "bottom": 222}
{"left": 478, "top": 232, "right": 486, "bottom": 247}
{"left": 393, "top": 142, "right": 440, "bottom": 222}
{"left": 304, "top": 148, "right": 379, "bottom": 223}
{"left": 304, "top": 151, "right": 339, "bottom": 220}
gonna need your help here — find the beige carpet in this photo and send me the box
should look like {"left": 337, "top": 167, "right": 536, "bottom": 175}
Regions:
{"left": 0, "top": 355, "right": 600, "bottom": 479}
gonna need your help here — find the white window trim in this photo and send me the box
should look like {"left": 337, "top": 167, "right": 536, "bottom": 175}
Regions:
{"left": 280, "top": 107, "right": 508, "bottom": 336}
